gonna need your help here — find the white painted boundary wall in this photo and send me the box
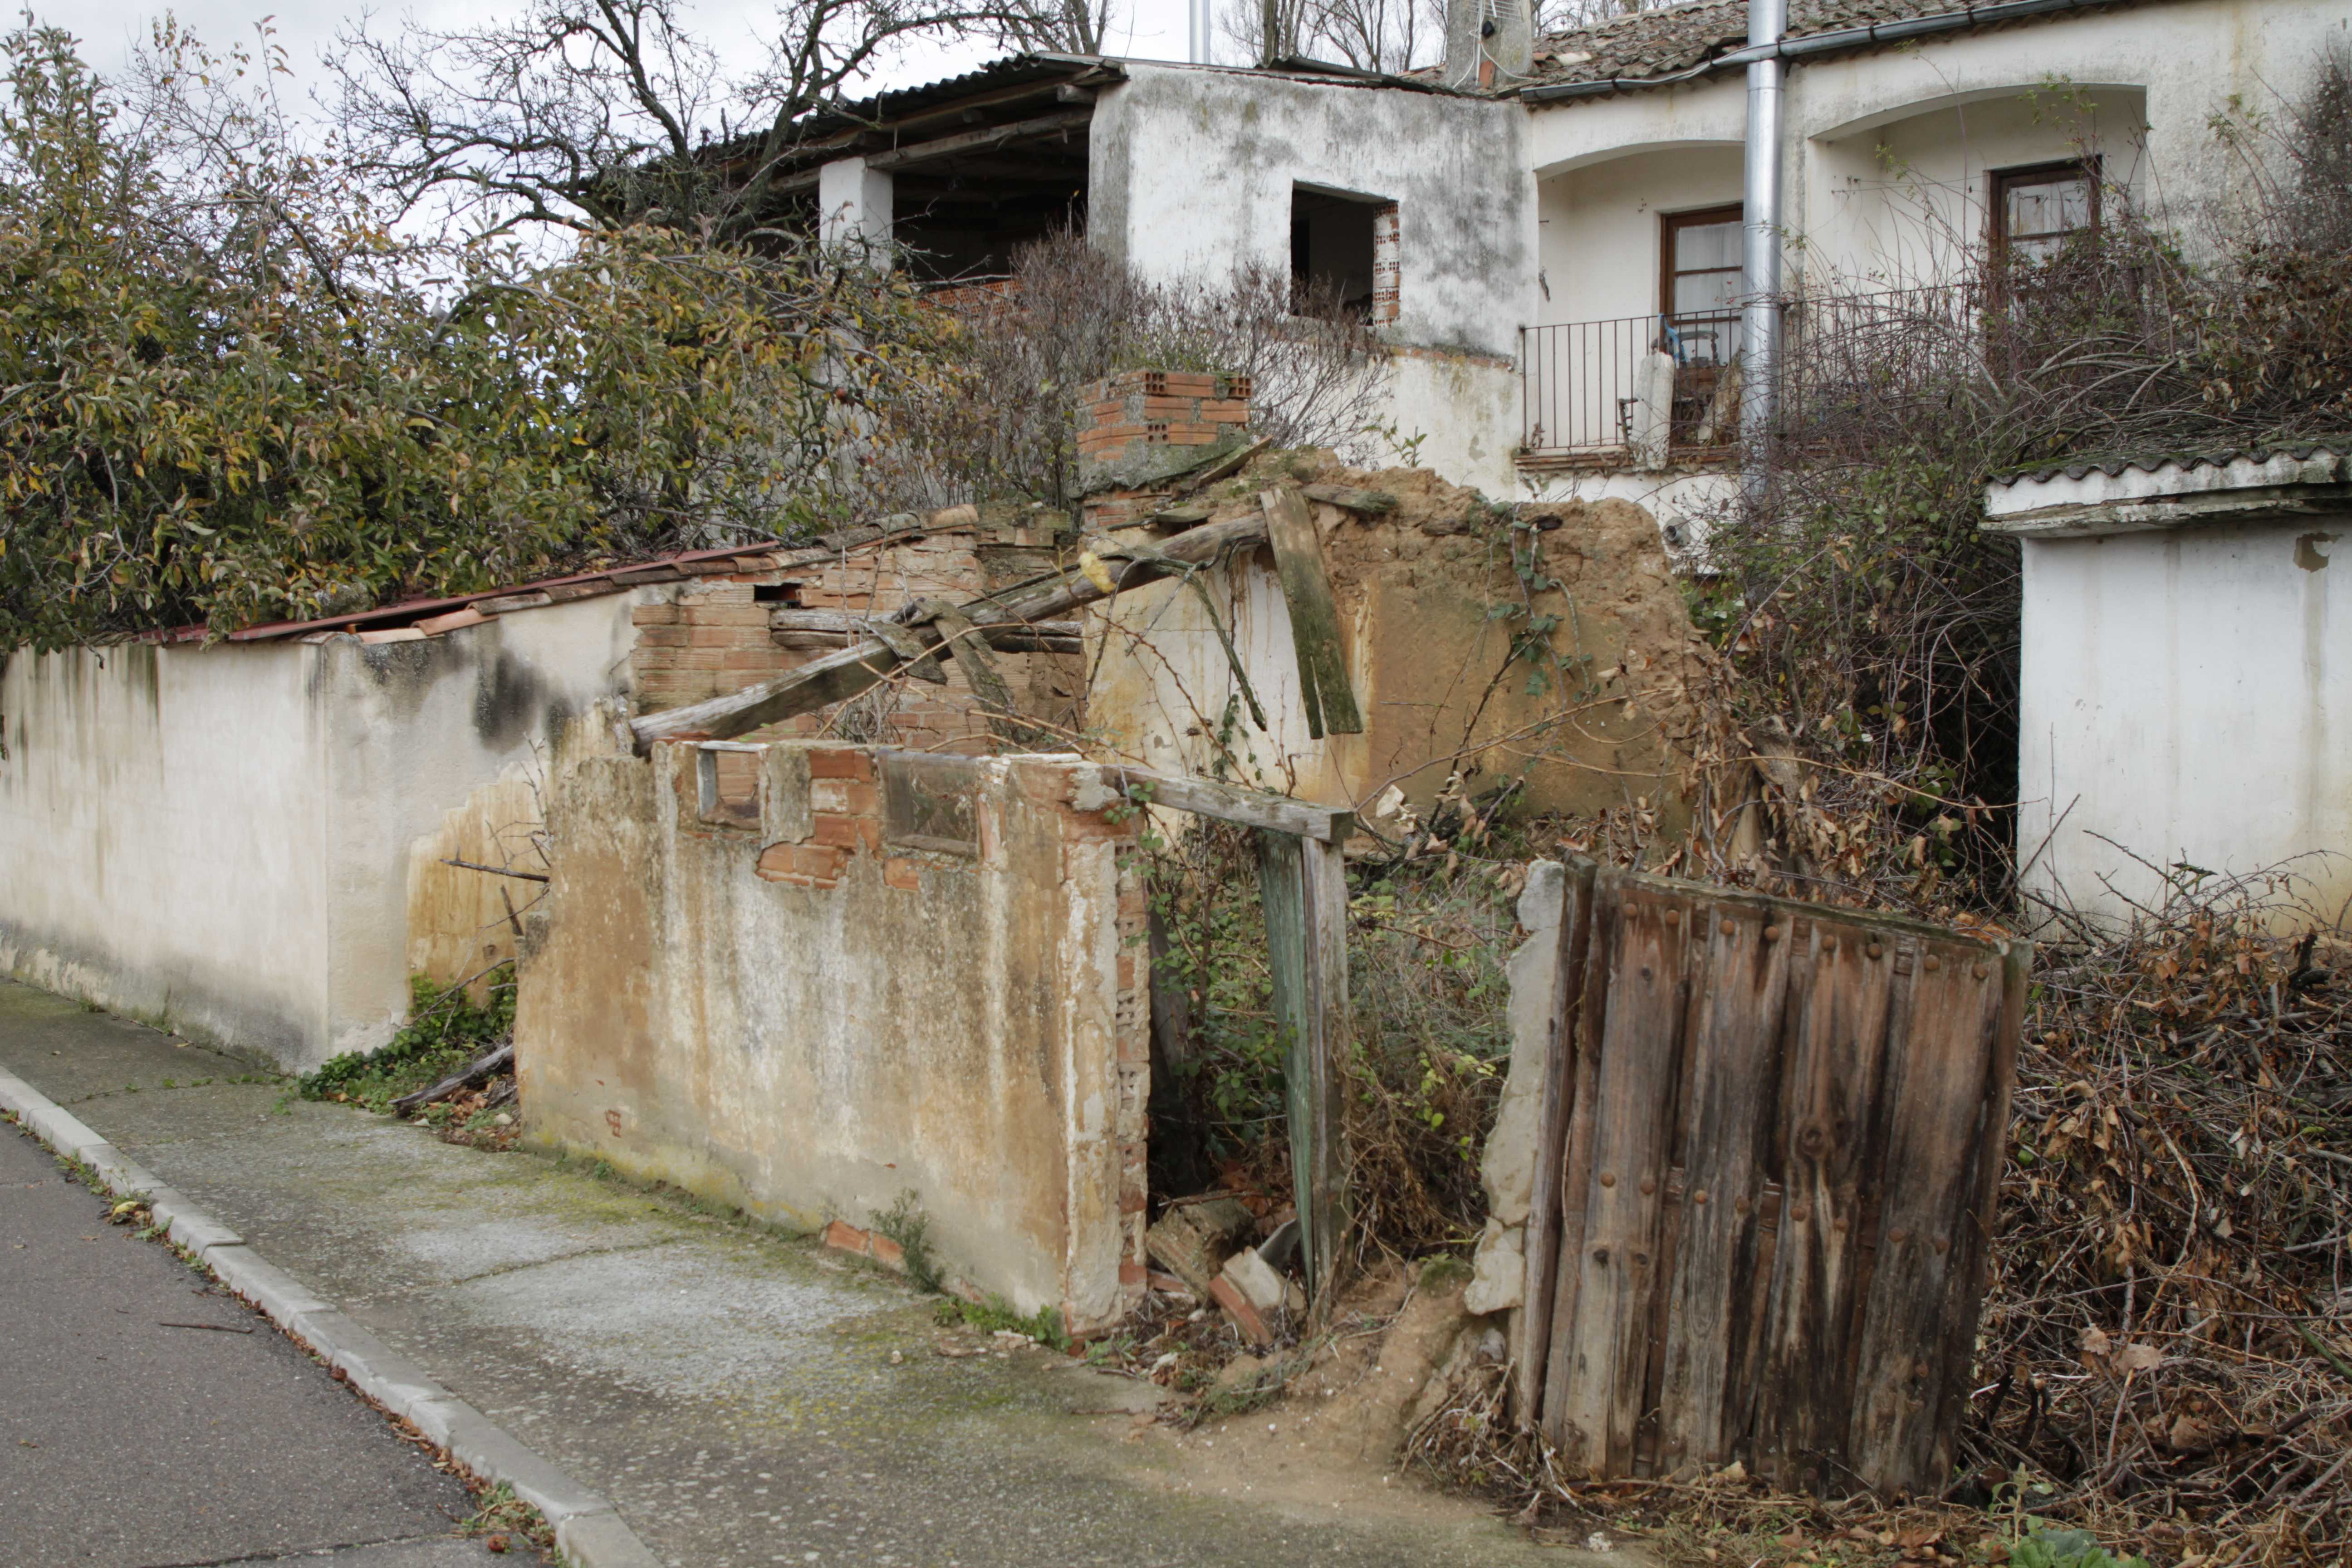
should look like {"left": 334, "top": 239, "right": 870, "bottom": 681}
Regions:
{"left": 0, "top": 595, "right": 644, "bottom": 1068}
{"left": 1988, "top": 450, "right": 2352, "bottom": 926}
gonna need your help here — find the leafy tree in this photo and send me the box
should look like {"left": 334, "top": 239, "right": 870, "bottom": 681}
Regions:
{"left": 0, "top": 21, "right": 940, "bottom": 654}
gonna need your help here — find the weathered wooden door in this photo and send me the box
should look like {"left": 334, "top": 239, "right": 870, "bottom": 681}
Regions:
{"left": 1518, "top": 859, "right": 2027, "bottom": 1496}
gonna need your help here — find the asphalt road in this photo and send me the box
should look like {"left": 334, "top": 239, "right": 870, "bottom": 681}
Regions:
{"left": 0, "top": 1115, "right": 510, "bottom": 1566}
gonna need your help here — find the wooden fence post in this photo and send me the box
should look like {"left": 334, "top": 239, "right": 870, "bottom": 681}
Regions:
{"left": 1257, "top": 829, "right": 1351, "bottom": 1301}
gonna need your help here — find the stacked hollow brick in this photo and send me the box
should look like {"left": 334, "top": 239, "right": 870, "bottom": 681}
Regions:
{"left": 1077, "top": 370, "right": 1254, "bottom": 531}
{"left": 1371, "top": 203, "right": 1401, "bottom": 325}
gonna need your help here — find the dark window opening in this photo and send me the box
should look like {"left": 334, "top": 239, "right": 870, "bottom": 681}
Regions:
{"left": 751, "top": 583, "right": 796, "bottom": 603}
{"left": 891, "top": 125, "right": 1091, "bottom": 284}
{"left": 1290, "top": 185, "right": 1385, "bottom": 320}
{"left": 1990, "top": 158, "right": 2101, "bottom": 269}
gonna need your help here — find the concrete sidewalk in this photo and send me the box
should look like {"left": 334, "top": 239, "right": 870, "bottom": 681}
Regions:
{"left": 0, "top": 1113, "right": 508, "bottom": 1566}
{"left": 0, "top": 981, "right": 1599, "bottom": 1568}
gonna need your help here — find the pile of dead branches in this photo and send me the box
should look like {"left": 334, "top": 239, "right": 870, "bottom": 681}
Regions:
{"left": 1970, "top": 869, "right": 2352, "bottom": 1564}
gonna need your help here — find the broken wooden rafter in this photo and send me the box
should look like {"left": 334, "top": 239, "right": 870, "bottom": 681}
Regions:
{"left": 1260, "top": 488, "right": 1363, "bottom": 739}
{"left": 1096, "top": 764, "right": 1353, "bottom": 842}
{"left": 390, "top": 1041, "right": 515, "bottom": 1116}
{"left": 768, "top": 608, "right": 1083, "bottom": 656}
{"left": 626, "top": 512, "right": 1269, "bottom": 752}
{"left": 772, "top": 108, "right": 1092, "bottom": 196}
{"left": 1302, "top": 483, "right": 1397, "bottom": 516}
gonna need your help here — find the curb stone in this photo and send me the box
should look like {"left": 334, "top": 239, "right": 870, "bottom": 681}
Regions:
{"left": 0, "top": 1067, "right": 662, "bottom": 1568}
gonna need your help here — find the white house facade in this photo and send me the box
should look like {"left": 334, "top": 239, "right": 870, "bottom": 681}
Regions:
{"left": 795, "top": 0, "right": 2345, "bottom": 529}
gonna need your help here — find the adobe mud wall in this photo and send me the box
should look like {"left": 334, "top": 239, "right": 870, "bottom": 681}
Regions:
{"left": 1084, "top": 457, "right": 1702, "bottom": 835}
{"left": 514, "top": 740, "right": 1149, "bottom": 1333}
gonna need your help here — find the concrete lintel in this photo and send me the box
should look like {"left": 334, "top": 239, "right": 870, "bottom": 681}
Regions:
{"left": 1981, "top": 484, "right": 2352, "bottom": 539}
{"left": 1985, "top": 446, "right": 2350, "bottom": 526}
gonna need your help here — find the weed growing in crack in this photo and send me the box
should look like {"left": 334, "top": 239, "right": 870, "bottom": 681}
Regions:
{"left": 934, "top": 1294, "right": 1070, "bottom": 1352}
{"left": 870, "top": 1190, "right": 943, "bottom": 1294}
{"left": 297, "top": 969, "right": 513, "bottom": 1114}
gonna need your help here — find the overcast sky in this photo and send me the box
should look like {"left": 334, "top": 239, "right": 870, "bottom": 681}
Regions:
{"left": 39, "top": 0, "right": 1203, "bottom": 109}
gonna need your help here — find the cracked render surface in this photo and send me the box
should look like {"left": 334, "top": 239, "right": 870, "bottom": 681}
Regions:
{"left": 0, "top": 982, "right": 1617, "bottom": 1568}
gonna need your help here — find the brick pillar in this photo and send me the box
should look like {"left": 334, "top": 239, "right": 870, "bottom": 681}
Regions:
{"left": 1371, "top": 203, "right": 1401, "bottom": 326}
{"left": 1074, "top": 370, "right": 1255, "bottom": 529}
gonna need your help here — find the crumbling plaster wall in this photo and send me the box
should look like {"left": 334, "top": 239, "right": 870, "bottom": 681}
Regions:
{"left": 0, "top": 640, "right": 330, "bottom": 1062}
{"left": 515, "top": 741, "right": 1150, "bottom": 1332}
{"left": 1087, "top": 64, "right": 1532, "bottom": 493}
{"left": 1085, "top": 462, "right": 1701, "bottom": 830}
{"left": 0, "top": 590, "right": 647, "bottom": 1068}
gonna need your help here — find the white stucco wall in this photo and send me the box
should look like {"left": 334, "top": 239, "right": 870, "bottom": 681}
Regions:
{"left": 1, "top": 641, "right": 331, "bottom": 1061}
{"left": 2010, "top": 517, "right": 2352, "bottom": 925}
{"left": 1526, "top": 0, "right": 2344, "bottom": 304}
{"left": 1536, "top": 143, "right": 1744, "bottom": 327}
{"left": 0, "top": 591, "right": 647, "bottom": 1068}
{"left": 1092, "top": 64, "right": 1534, "bottom": 360}
{"left": 1089, "top": 62, "right": 1534, "bottom": 496}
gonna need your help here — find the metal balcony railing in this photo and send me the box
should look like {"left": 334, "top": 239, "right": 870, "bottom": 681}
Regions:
{"left": 1519, "top": 311, "right": 1746, "bottom": 464}
{"left": 1519, "top": 284, "right": 2034, "bottom": 467}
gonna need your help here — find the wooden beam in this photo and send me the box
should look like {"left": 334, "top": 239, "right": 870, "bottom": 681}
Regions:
{"left": 1303, "top": 482, "right": 1398, "bottom": 515}
{"left": 1098, "top": 765, "right": 1353, "bottom": 842}
{"left": 1260, "top": 487, "right": 1363, "bottom": 738}
{"left": 627, "top": 514, "right": 1268, "bottom": 751}
{"left": 773, "top": 109, "right": 1092, "bottom": 195}
{"left": 1256, "top": 830, "right": 1352, "bottom": 1305}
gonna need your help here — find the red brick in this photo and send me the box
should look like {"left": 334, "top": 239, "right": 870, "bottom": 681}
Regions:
{"left": 632, "top": 604, "right": 681, "bottom": 626}
{"left": 721, "top": 650, "right": 787, "bottom": 673}
{"left": 823, "top": 1220, "right": 870, "bottom": 1255}
{"left": 632, "top": 624, "right": 690, "bottom": 648}
{"left": 793, "top": 845, "right": 850, "bottom": 879}
{"left": 685, "top": 604, "right": 772, "bottom": 628}
{"left": 868, "top": 1233, "right": 905, "bottom": 1269}
{"left": 805, "top": 748, "right": 875, "bottom": 781}
{"left": 882, "top": 858, "right": 921, "bottom": 892}
{"left": 1119, "top": 1260, "right": 1149, "bottom": 1286}
{"left": 1209, "top": 1275, "right": 1273, "bottom": 1348}
{"left": 811, "top": 779, "right": 878, "bottom": 815}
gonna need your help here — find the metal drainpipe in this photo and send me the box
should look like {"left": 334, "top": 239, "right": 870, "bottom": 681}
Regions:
{"left": 1739, "top": 0, "right": 1786, "bottom": 505}
{"left": 1191, "top": 0, "right": 1212, "bottom": 62}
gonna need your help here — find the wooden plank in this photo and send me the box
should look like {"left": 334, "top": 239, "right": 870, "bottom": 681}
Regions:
{"left": 1100, "top": 765, "right": 1354, "bottom": 842}
{"left": 1544, "top": 882, "right": 1692, "bottom": 1475}
{"left": 862, "top": 618, "right": 948, "bottom": 683}
{"left": 628, "top": 514, "right": 1269, "bottom": 750}
{"left": 770, "top": 608, "right": 1083, "bottom": 640}
{"left": 1540, "top": 871, "right": 1618, "bottom": 1451}
{"left": 1301, "top": 483, "right": 1398, "bottom": 515}
{"left": 1844, "top": 935, "right": 2019, "bottom": 1494}
{"left": 919, "top": 601, "right": 1041, "bottom": 747}
{"left": 1652, "top": 896, "right": 1791, "bottom": 1475}
{"left": 1253, "top": 832, "right": 1351, "bottom": 1303}
{"left": 770, "top": 108, "right": 1093, "bottom": 193}
{"left": 1748, "top": 914, "right": 1898, "bottom": 1493}
{"left": 1259, "top": 487, "right": 1363, "bottom": 739}
{"left": 1517, "top": 858, "right": 1598, "bottom": 1424}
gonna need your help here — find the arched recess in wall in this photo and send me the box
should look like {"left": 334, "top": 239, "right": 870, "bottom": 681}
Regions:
{"left": 1533, "top": 139, "right": 1746, "bottom": 328}
{"left": 1803, "top": 81, "right": 2148, "bottom": 290}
